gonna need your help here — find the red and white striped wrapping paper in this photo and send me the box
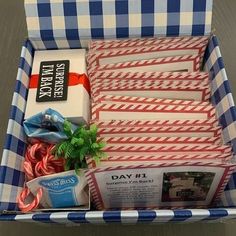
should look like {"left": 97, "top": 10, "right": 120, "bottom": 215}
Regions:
{"left": 89, "top": 36, "right": 209, "bottom": 51}
{"left": 84, "top": 162, "right": 236, "bottom": 210}
{"left": 94, "top": 119, "right": 219, "bottom": 128}
{"left": 89, "top": 71, "right": 209, "bottom": 84}
{"left": 91, "top": 102, "right": 215, "bottom": 121}
{"left": 93, "top": 95, "right": 210, "bottom": 106}
{"left": 91, "top": 79, "right": 207, "bottom": 89}
{"left": 87, "top": 41, "right": 207, "bottom": 68}
{"left": 100, "top": 136, "right": 222, "bottom": 146}
{"left": 88, "top": 54, "right": 201, "bottom": 75}
{"left": 102, "top": 143, "right": 231, "bottom": 156}
{"left": 86, "top": 153, "right": 232, "bottom": 168}
{"left": 97, "top": 125, "right": 221, "bottom": 138}
{"left": 91, "top": 84, "right": 210, "bottom": 101}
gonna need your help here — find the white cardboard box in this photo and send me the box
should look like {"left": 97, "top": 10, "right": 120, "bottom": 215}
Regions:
{"left": 25, "top": 49, "right": 90, "bottom": 125}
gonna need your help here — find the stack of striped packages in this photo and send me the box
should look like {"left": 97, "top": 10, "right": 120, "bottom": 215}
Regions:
{"left": 84, "top": 36, "right": 236, "bottom": 210}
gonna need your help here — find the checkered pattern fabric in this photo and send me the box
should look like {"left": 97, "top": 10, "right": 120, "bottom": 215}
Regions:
{"left": 204, "top": 36, "right": 236, "bottom": 207}
{"left": 25, "top": 0, "right": 213, "bottom": 49}
{"left": 0, "top": 40, "right": 34, "bottom": 211}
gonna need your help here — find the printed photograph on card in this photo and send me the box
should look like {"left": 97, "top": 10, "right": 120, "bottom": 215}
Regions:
{"left": 162, "top": 171, "right": 215, "bottom": 202}
{"left": 85, "top": 163, "right": 236, "bottom": 210}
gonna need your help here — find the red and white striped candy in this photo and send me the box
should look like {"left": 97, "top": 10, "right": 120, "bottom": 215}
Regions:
{"left": 17, "top": 187, "right": 43, "bottom": 213}
{"left": 18, "top": 142, "right": 65, "bottom": 212}
{"left": 23, "top": 161, "right": 35, "bottom": 182}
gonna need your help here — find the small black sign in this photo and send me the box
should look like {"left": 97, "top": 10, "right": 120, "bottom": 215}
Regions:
{"left": 36, "top": 60, "right": 69, "bottom": 102}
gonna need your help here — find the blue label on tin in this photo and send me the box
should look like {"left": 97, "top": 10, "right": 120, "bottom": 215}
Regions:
{"left": 39, "top": 175, "right": 79, "bottom": 207}
{"left": 39, "top": 175, "right": 78, "bottom": 191}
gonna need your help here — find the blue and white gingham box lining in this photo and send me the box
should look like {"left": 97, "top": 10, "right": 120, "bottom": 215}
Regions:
{"left": 1, "top": 0, "right": 236, "bottom": 223}
{"left": 25, "top": 0, "right": 213, "bottom": 49}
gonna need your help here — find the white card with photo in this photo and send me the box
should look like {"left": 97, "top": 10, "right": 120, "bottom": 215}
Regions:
{"left": 85, "top": 162, "right": 236, "bottom": 209}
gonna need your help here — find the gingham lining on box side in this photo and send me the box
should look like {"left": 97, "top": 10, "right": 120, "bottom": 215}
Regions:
{"left": 24, "top": 0, "right": 213, "bottom": 50}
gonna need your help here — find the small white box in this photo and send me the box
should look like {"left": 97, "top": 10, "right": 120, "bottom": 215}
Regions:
{"left": 25, "top": 49, "right": 90, "bottom": 125}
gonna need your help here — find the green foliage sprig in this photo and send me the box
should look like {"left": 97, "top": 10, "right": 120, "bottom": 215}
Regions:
{"left": 54, "top": 120, "right": 106, "bottom": 173}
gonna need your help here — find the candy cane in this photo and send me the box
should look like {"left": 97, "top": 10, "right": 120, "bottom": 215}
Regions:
{"left": 23, "top": 161, "right": 35, "bottom": 181}
{"left": 17, "top": 187, "right": 43, "bottom": 213}
{"left": 18, "top": 142, "right": 65, "bottom": 212}
{"left": 24, "top": 143, "right": 64, "bottom": 179}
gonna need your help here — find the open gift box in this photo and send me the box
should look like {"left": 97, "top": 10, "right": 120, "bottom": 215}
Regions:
{"left": 1, "top": 0, "right": 236, "bottom": 224}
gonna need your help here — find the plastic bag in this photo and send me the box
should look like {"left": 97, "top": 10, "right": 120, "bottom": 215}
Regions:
{"left": 23, "top": 108, "right": 78, "bottom": 144}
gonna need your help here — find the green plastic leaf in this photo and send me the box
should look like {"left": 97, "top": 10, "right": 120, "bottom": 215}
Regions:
{"left": 91, "top": 143, "right": 99, "bottom": 149}
{"left": 68, "top": 149, "right": 80, "bottom": 159}
{"left": 63, "top": 120, "right": 73, "bottom": 138}
{"left": 89, "top": 124, "right": 97, "bottom": 142}
{"left": 55, "top": 141, "right": 69, "bottom": 157}
{"left": 65, "top": 143, "right": 74, "bottom": 159}
{"left": 65, "top": 159, "right": 72, "bottom": 171}
{"left": 81, "top": 161, "right": 88, "bottom": 169}
{"left": 71, "top": 137, "right": 84, "bottom": 146}
{"left": 79, "top": 146, "right": 89, "bottom": 161}
{"left": 90, "top": 124, "right": 97, "bottom": 134}
{"left": 54, "top": 121, "right": 106, "bottom": 172}
{"left": 93, "top": 156, "right": 101, "bottom": 165}
{"left": 98, "top": 141, "right": 106, "bottom": 149}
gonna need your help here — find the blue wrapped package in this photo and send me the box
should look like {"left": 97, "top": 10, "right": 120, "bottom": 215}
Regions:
{"left": 23, "top": 108, "right": 78, "bottom": 144}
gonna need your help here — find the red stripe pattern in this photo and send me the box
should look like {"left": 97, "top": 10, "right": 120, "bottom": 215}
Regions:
{"left": 89, "top": 71, "right": 209, "bottom": 82}
{"left": 91, "top": 84, "right": 210, "bottom": 101}
{"left": 101, "top": 136, "right": 222, "bottom": 145}
{"left": 93, "top": 95, "right": 210, "bottom": 106}
{"left": 97, "top": 126, "right": 221, "bottom": 137}
{"left": 91, "top": 79, "right": 207, "bottom": 89}
{"left": 103, "top": 144, "right": 231, "bottom": 154}
{"left": 91, "top": 102, "right": 215, "bottom": 121}
{"left": 88, "top": 41, "right": 207, "bottom": 68}
{"left": 94, "top": 119, "right": 219, "bottom": 127}
{"left": 89, "top": 36, "right": 209, "bottom": 51}
{"left": 101, "top": 153, "right": 231, "bottom": 161}
{"left": 88, "top": 55, "right": 201, "bottom": 75}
